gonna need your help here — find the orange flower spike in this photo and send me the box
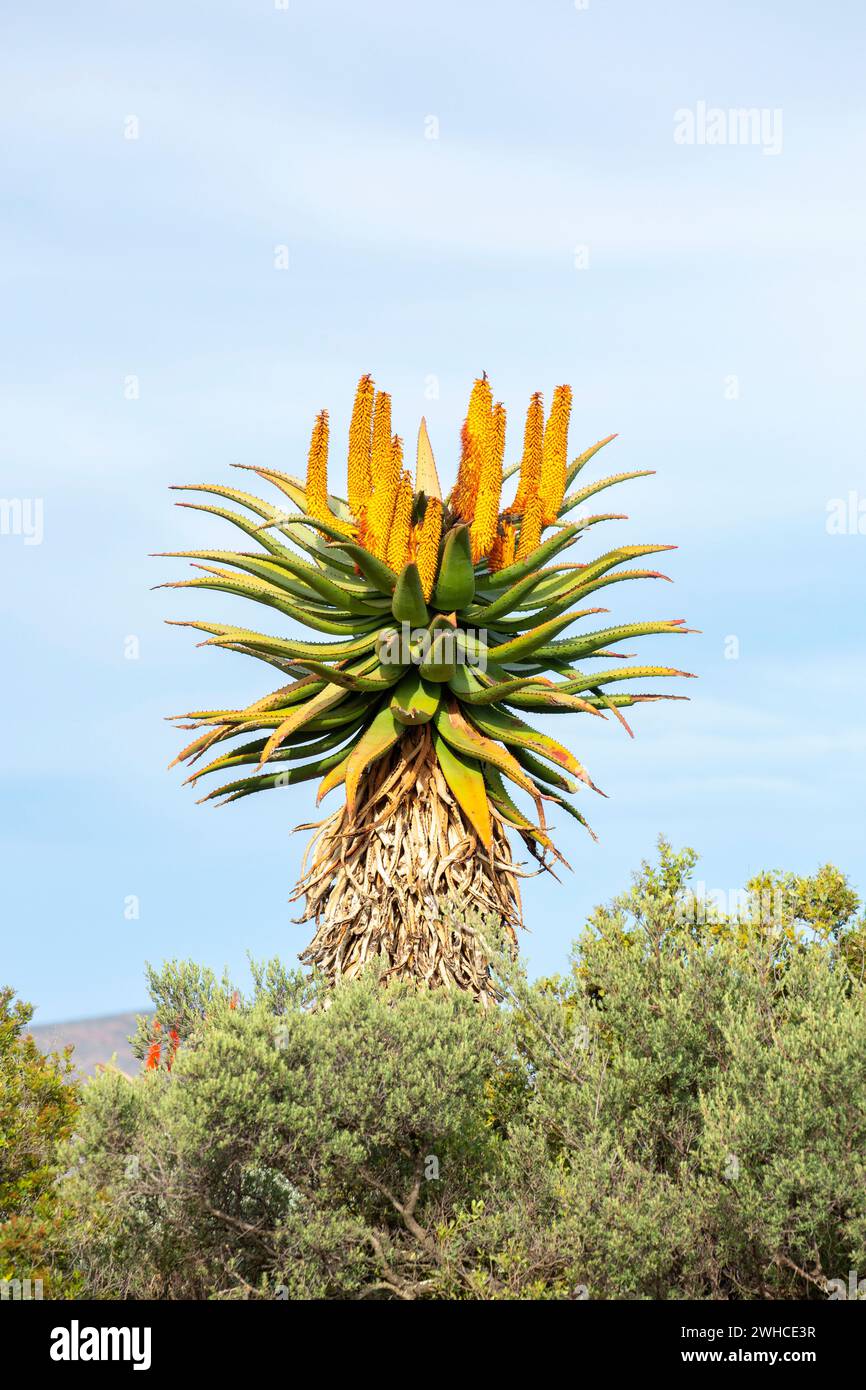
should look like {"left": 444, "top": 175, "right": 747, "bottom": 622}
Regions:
{"left": 452, "top": 375, "right": 493, "bottom": 520}
{"left": 471, "top": 400, "right": 506, "bottom": 562}
{"left": 516, "top": 491, "right": 543, "bottom": 560}
{"left": 487, "top": 529, "right": 504, "bottom": 572}
{"left": 509, "top": 391, "right": 544, "bottom": 516}
{"left": 366, "top": 392, "right": 398, "bottom": 558}
{"left": 501, "top": 521, "right": 516, "bottom": 569}
{"left": 304, "top": 409, "right": 331, "bottom": 525}
{"left": 346, "top": 374, "right": 375, "bottom": 518}
{"left": 386, "top": 465, "right": 414, "bottom": 572}
{"left": 539, "top": 384, "right": 573, "bottom": 524}
{"left": 415, "top": 496, "right": 442, "bottom": 599}
{"left": 145, "top": 1039, "right": 161, "bottom": 1071}
{"left": 488, "top": 518, "right": 516, "bottom": 573}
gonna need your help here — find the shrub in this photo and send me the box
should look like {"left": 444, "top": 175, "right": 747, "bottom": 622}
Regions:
{"left": 0, "top": 988, "right": 80, "bottom": 1295}
{"left": 26, "top": 843, "right": 866, "bottom": 1299}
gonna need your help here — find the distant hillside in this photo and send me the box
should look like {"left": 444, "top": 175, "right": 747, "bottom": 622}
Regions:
{"left": 28, "top": 1011, "right": 149, "bottom": 1078}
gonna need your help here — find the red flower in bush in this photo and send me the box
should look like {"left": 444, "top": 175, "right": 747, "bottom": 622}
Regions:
{"left": 145, "top": 1020, "right": 162, "bottom": 1071}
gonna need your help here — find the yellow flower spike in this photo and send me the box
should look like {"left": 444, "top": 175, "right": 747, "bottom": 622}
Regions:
{"left": 507, "top": 391, "right": 544, "bottom": 516}
{"left": 516, "top": 491, "right": 543, "bottom": 560}
{"left": 347, "top": 374, "right": 375, "bottom": 518}
{"left": 415, "top": 496, "right": 443, "bottom": 599}
{"left": 366, "top": 393, "right": 399, "bottom": 558}
{"left": 471, "top": 400, "right": 506, "bottom": 562}
{"left": 451, "top": 375, "right": 493, "bottom": 520}
{"left": 304, "top": 409, "right": 331, "bottom": 525}
{"left": 371, "top": 389, "right": 392, "bottom": 478}
{"left": 303, "top": 407, "right": 355, "bottom": 537}
{"left": 386, "top": 465, "right": 414, "bottom": 572}
{"left": 539, "top": 384, "right": 573, "bottom": 524}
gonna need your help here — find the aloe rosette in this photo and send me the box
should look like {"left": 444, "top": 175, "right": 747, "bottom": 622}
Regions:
{"left": 160, "top": 374, "right": 694, "bottom": 997}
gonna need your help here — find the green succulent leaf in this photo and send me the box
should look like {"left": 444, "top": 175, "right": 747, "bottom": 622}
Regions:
{"left": 465, "top": 704, "right": 600, "bottom": 791}
{"left": 564, "top": 433, "right": 618, "bottom": 489}
{"left": 481, "top": 523, "right": 584, "bottom": 590}
{"left": 433, "top": 734, "right": 493, "bottom": 849}
{"left": 391, "top": 562, "right": 430, "bottom": 627}
{"left": 344, "top": 707, "right": 404, "bottom": 811}
{"left": 432, "top": 524, "right": 475, "bottom": 611}
{"left": 390, "top": 671, "right": 442, "bottom": 726}
{"left": 485, "top": 610, "right": 595, "bottom": 663}
{"left": 447, "top": 666, "right": 552, "bottom": 705}
{"left": 534, "top": 619, "right": 692, "bottom": 662}
{"left": 418, "top": 615, "right": 459, "bottom": 682}
{"left": 328, "top": 541, "right": 400, "bottom": 595}
{"left": 433, "top": 701, "right": 542, "bottom": 805}
{"left": 559, "top": 469, "right": 655, "bottom": 518}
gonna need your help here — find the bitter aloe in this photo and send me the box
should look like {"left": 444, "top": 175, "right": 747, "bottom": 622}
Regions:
{"left": 160, "top": 375, "right": 693, "bottom": 997}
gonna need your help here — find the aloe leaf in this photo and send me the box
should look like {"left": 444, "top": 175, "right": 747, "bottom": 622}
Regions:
{"left": 198, "top": 736, "right": 365, "bottom": 805}
{"left": 448, "top": 667, "right": 552, "bottom": 705}
{"left": 510, "top": 746, "right": 580, "bottom": 794}
{"left": 389, "top": 671, "right": 442, "bottom": 725}
{"left": 465, "top": 704, "right": 600, "bottom": 790}
{"left": 168, "top": 620, "right": 381, "bottom": 664}
{"left": 418, "top": 614, "right": 459, "bottom": 682}
{"left": 503, "top": 690, "right": 606, "bottom": 716}
{"left": 558, "top": 545, "right": 677, "bottom": 597}
{"left": 295, "top": 657, "right": 406, "bottom": 692}
{"left": 391, "top": 562, "right": 429, "bottom": 626}
{"left": 154, "top": 550, "right": 329, "bottom": 607}
{"left": 433, "top": 702, "right": 540, "bottom": 802}
{"left": 480, "top": 523, "right": 583, "bottom": 590}
{"left": 256, "top": 679, "right": 363, "bottom": 765}
{"left": 432, "top": 524, "right": 474, "bottom": 611}
{"left": 433, "top": 734, "right": 492, "bottom": 849}
{"left": 158, "top": 571, "right": 380, "bottom": 636}
{"left": 171, "top": 482, "right": 285, "bottom": 522}
{"left": 539, "top": 664, "right": 696, "bottom": 694}
{"left": 232, "top": 464, "right": 308, "bottom": 513}
{"left": 531, "top": 784, "right": 598, "bottom": 841}
{"left": 327, "top": 540, "right": 399, "bottom": 595}
{"left": 185, "top": 721, "right": 367, "bottom": 784}
{"left": 462, "top": 569, "right": 550, "bottom": 624}
{"left": 258, "top": 510, "right": 354, "bottom": 546}
{"left": 481, "top": 767, "right": 555, "bottom": 850}
{"left": 534, "top": 619, "right": 694, "bottom": 662}
{"left": 559, "top": 468, "right": 655, "bottom": 518}
{"left": 564, "top": 434, "right": 618, "bottom": 489}
{"left": 344, "top": 708, "right": 404, "bottom": 811}
{"left": 486, "top": 610, "right": 587, "bottom": 663}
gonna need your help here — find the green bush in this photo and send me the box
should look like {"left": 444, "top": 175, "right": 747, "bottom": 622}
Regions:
{"left": 15, "top": 842, "right": 866, "bottom": 1300}
{"left": 0, "top": 988, "right": 80, "bottom": 1295}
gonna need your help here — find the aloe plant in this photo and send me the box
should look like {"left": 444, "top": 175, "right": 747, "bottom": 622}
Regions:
{"left": 161, "top": 375, "right": 694, "bottom": 998}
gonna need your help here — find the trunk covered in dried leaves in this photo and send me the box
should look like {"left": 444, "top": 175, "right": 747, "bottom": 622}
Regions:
{"left": 292, "top": 727, "right": 523, "bottom": 1001}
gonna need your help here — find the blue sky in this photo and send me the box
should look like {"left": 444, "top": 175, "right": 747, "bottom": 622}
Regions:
{"left": 2, "top": 0, "right": 864, "bottom": 1023}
